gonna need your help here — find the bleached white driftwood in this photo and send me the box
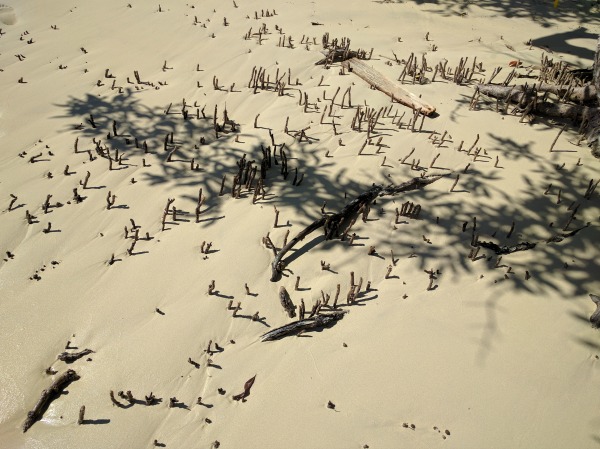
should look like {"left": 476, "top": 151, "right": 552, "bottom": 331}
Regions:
{"left": 342, "top": 58, "right": 436, "bottom": 116}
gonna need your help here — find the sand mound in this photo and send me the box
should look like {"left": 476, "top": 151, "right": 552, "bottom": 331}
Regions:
{"left": 0, "top": 4, "right": 16, "bottom": 25}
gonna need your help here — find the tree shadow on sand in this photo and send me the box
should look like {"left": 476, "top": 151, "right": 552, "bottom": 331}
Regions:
{"left": 54, "top": 55, "right": 599, "bottom": 363}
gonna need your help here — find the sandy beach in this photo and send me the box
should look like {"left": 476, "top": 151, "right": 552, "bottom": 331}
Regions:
{"left": 1, "top": 1, "right": 600, "bottom": 448}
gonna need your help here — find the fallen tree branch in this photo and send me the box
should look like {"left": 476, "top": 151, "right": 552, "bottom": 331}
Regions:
{"left": 475, "top": 83, "right": 597, "bottom": 104}
{"left": 270, "top": 174, "right": 444, "bottom": 281}
{"left": 343, "top": 58, "right": 436, "bottom": 116}
{"left": 261, "top": 310, "right": 347, "bottom": 341}
{"left": 475, "top": 83, "right": 598, "bottom": 121}
{"left": 23, "top": 369, "right": 80, "bottom": 432}
{"left": 537, "top": 82, "right": 597, "bottom": 103}
{"left": 475, "top": 73, "right": 600, "bottom": 156}
{"left": 587, "top": 36, "right": 600, "bottom": 157}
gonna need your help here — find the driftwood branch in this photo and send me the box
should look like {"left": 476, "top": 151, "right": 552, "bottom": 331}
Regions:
{"left": 261, "top": 310, "right": 347, "bottom": 341}
{"left": 587, "top": 36, "right": 600, "bottom": 156}
{"left": 270, "top": 175, "right": 444, "bottom": 281}
{"left": 57, "top": 349, "right": 94, "bottom": 363}
{"left": 474, "top": 83, "right": 598, "bottom": 121}
{"left": 476, "top": 61, "right": 600, "bottom": 157}
{"left": 476, "top": 241, "right": 536, "bottom": 255}
{"left": 343, "top": 58, "right": 436, "bottom": 116}
{"left": 270, "top": 217, "right": 326, "bottom": 282}
{"left": 23, "top": 369, "right": 80, "bottom": 432}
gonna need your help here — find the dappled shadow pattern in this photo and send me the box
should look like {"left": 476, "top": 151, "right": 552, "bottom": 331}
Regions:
{"left": 376, "top": 0, "right": 599, "bottom": 29}
{"left": 54, "top": 52, "right": 599, "bottom": 360}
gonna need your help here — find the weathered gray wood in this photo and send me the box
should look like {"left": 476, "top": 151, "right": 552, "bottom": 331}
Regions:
{"left": 535, "top": 103, "right": 598, "bottom": 121}
{"left": 261, "top": 311, "right": 347, "bottom": 341}
{"left": 279, "top": 286, "right": 296, "bottom": 318}
{"left": 590, "top": 294, "right": 600, "bottom": 328}
{"left": 476, "top": 83, "right": 597, "bottom": 103}
{"left": 475, "top": 83, "right": 599, "bottom": 124}
{"left": 538, "top": 82, "right": 597, "bottom": 102}
{"left": 342, "top": 58, "right": 436, "bottom": 116}
{"left": 271, "top": 218, "right": 326, "bottom": 282}
{"left": 586, "top": 36, "right": 600, "bottom": 157}
{"left": 23, "top": 369, "right": 80, "bottom": 432}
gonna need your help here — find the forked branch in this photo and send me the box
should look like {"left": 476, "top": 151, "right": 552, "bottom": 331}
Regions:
{"left": 270, "top": 174, "right": 444, "bottom": 281}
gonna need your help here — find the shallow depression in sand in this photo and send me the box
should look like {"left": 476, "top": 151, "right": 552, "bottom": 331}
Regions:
{"left": 0, "top": 4, "right": 16, "bottom": 25}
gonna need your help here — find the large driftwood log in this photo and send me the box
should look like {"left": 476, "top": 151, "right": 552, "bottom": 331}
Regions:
{"left": 477, "top": 241, "right": 536, "bottom": 255}
{"left": 342, "top": 58, "right": 436, "bottom": 116}
{"left": 23, "top": 369, "right": 80, "bottom": 432}
{"left": 590, "top": 294, "right": 600, "bottom": 328}
{"left": 261, "top": 311, "right": 347, "bottom": 341}
{"left": 537, "top": 82, "right": 597, "bottom": 103}
{"left": 586, "top": 36, "right": 600, "bottom": 157}
{"left": 475, "top": 84, "right": 532, "bottom": 103}
{"left": 475, "top": 83, "right": 597, "bottom": 104}
{"left": 270, "top": 174, "right": 444, "bottom": 281}
{"left": 475, "top": 83, "right": 599, "bottom": 121}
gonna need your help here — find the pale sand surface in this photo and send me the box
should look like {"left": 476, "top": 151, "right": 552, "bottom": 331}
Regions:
{"left": 1, "top": 1, "right": 600, "bottom": 448}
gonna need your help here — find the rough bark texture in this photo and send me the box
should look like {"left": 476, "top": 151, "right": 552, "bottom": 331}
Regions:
{"left": 278, "top": 286, "right": 296, "bottom": 318}
{"left": 475, "top": 83, "right": 598, "bottom": 121}
{"left": 23, "top": 369, "right": 80, "bottom": 432}
{"left": 261, "top": 311, "right": 347, "bottom": 341}
{"left": 477, "top": 36, "right": 600, "bottom": 157}
{"left": 476, "top": 83, "right": 597, "bottom": 104}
